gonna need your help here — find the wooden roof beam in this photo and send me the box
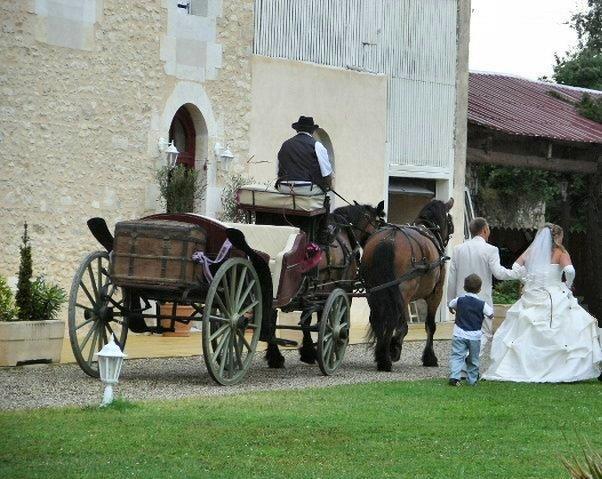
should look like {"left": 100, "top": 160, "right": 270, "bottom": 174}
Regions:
{"left": 467, "top": 147, "right": 597, "bottom": 174}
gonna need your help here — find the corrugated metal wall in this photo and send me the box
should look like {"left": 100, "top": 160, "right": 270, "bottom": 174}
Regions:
{"left": 254, "top": 0, "right": 457, "bottom": 172}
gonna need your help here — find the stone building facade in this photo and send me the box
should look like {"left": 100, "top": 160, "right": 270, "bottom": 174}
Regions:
{"left": 0, "top": 0, "right": 254, "bottom": 290}
{"left": 1, "top": 0, "right": 470, "bottom": 329}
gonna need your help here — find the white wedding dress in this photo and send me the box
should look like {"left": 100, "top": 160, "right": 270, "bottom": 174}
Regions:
{"left": 484, "top": 263, "right": 602, "bottom": 383}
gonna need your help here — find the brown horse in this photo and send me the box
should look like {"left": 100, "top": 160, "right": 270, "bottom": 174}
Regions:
{"left": 360, "top": 198, "right": 454, "bottom": 371}
{"left": 266, "top": 201, "right": 385, "bottom": 368}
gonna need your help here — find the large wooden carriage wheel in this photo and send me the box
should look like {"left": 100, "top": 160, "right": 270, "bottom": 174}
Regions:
{"left": 317, "top": 288, "right": 350, "bottom": 376}
{"left": 202, "top": 258, "right": 262, "bottom": 386}
{"left": 68, "top": 251, "right": 130, "bottom": 377}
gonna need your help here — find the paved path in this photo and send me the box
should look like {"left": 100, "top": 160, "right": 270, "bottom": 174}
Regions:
{"left": 59, "top": 322, "right": 456, "bottom": 363}
{"left": 0, "top": 340, "right": 453, "bottom": 411}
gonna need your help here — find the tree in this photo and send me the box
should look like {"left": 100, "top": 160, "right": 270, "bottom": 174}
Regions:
{"left": 552, "top": 1, "right": 602, "bottom": 319}
{"left": 553, "top": 0, "right": 602, "bottom": 122}
{"left": 15, "top": 223, "right": 33, "bottom": 321}
{"left": 570, "top": 0, "right": 602, "bottom": 52}
{"left": 553, "top": 52, "right": 602, "bottom": 91}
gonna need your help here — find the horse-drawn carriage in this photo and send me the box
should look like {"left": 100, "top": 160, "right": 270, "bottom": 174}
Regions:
{"left": 68, "top": 185, "right": 383, "bottom": 385}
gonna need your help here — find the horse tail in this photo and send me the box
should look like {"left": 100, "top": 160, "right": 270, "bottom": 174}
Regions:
{"left": 363, "top": 240, "right": 404, "bottom": 346}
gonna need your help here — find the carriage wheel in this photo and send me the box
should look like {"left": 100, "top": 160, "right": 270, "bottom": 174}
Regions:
{"left": 317, "top": 288, "right": 350, "bottom": 376}
{"left": 202, "top": 258, "right": 262, "bottom": 386}
{"left": 68, "top": 251, "right": 130, "bottom": 377}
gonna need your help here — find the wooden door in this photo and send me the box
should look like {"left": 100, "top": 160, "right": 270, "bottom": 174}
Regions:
{"left": 169, "top": 106, "right": 196, "bottom": 168}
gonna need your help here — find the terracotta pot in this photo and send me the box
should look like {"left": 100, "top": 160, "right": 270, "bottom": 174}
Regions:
{"left": 0, "top": 320, "right": 65, "bottom": 366}
{"left": 159, "top": 304, "right": 196, "bottom": 337}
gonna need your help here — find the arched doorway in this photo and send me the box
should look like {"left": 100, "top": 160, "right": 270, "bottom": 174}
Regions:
{"left": 166, "top": 103, "right": 209, "bottom": 212}
{"left": 169, "top": 106, "right": 196, "bottom": 168}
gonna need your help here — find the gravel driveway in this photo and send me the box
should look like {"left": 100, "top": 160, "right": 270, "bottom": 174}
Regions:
{"left": 0, "top": 340, "right": 452, "bottom": 411}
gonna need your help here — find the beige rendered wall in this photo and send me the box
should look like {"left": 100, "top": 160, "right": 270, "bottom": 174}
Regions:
{"left": 247, "top": 56, "right": 387, "bottom": 328}
{"left": 247, "top": 56, "right": 388, "bottom": 207}
{"left": 0, "top": 0, "right": 254, "bottom": 299}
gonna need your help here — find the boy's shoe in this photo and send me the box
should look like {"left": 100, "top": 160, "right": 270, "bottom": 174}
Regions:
{"left": 448, "top": 378, "right": 462, "bottom": 387}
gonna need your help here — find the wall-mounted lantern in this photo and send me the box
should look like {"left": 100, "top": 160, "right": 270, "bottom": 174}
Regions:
{"left": 214, "top": 143, "right": 235, "bottom": 171}
{"left": 158, "top": 137, "right": 180, "bottom": 168}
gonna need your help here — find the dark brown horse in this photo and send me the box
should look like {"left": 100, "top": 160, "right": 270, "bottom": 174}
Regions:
{"left": 266, "top": 201, "right": 385, "bottom": 368}
{"left": 360, "top": 198, "right": 454, "bottom": 371}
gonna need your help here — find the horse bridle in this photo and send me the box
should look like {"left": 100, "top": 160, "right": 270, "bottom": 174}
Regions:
{"left": 334, "top": 209, "right": 384, "bottom": 246}
{"left": 417, "top": 214, "right": 453, "bottom": 251}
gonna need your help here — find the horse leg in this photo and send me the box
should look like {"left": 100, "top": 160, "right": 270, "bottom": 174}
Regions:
{"left": 368, "top": 298, "right": 395, "bottom": 371}
{"left": 265, "top": 310, "right": 285, "bottom": 368}
{"left": 265, "top": 342, "right": 285, "bottom": 368}
{"left": 390, "top": 319, "right": 409, "bottom": 363}
{"left": 422, "top": 292, "right": 442, "bottom": 367}
{"left": 374, "top": 321, "right": 393, "bottom": 372}
{"left": 299, "top": 309, "right": 317, "bottom": 364}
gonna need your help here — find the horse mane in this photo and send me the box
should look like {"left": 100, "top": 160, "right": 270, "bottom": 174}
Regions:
{"left": 331, "top": 204, "right": 375, "bottom": 225}
{"left": 330, "top": 204, "right": 373, "bottom": 224}
{"left": 415, "top": 199, "right": 446, "bottom": 226}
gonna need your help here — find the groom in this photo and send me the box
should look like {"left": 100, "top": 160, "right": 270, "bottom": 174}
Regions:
{"left": 447, "top": 218, "right": 523, "bottom": 359}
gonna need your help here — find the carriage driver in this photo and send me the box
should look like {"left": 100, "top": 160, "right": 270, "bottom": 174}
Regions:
{"left": 276, "top": 116, "right": 333, "bottom": 195}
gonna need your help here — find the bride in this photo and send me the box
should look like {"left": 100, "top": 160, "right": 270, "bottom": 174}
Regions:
{"left": 484, "top": 223, "right": 602, "bottom": 382}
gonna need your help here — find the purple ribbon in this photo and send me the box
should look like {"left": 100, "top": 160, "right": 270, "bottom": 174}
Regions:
{"left": 192, "top": 239, "right": 232, "bottom": 282}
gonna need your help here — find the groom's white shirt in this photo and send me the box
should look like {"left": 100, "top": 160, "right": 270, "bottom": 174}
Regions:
{"left": 447, "top": 236, "right": 519, "bottom": 307}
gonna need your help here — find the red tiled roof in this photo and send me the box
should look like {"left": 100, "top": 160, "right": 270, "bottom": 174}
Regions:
{"left": 468, "top": 72, "right": 602, "bottom": 144}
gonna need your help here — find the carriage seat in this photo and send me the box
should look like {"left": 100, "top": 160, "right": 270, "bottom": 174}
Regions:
{"left": 224, "top": 222, "right": 301, "bottom": 299}
{"left": 237, "top": 184, "right": 326, "bottom": 213}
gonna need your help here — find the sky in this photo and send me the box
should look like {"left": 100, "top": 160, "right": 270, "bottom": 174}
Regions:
{"left": 469, "top": 0, "right": 588, "bottom": 80}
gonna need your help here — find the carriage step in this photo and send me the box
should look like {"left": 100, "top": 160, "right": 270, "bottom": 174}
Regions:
{"left": 274, "top": 338, "right": 298, "bottom": 347}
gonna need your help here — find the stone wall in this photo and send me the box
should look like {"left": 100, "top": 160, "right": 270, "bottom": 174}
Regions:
{"left": 205, "top": 0, "right": 254, "bottom": 164}
{"left": 0, "top": 0, "right": 254, "bottom": 299}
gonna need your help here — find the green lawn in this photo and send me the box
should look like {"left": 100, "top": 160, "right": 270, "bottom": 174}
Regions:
{"left": 1, "top": 379, "right": 600, "bottom": 479}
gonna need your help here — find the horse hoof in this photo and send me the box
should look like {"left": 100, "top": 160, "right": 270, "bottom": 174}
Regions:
{"left": 299, "top": 344, "right": 317, "bottom": 364}
{"left": 265, "top": 352, "right": 285, "bottom": 369}
{"left": 422, "top": 358, "right": 438, "bottom": 367}
{"left": 422, "top": 349, "right": 438, "bottom": 367}
{"left": 390, "top": 347, "right": 402, "bottom": 362}
{"left": 377, "top": 361, "right": 392, "bottom": 372}
{"left": 267, "top": 358, "right": 285, "bottom": 369}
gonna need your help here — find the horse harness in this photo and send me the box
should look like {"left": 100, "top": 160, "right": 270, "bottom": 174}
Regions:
{"left": 366, "top": 222, "right": 450, "bottom": 294}
{"left": 319, "top": 217, "right": 360, "bottom": 281}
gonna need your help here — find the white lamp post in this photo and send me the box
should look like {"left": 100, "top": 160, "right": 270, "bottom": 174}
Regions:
{"left": 94, "top": 335, "right": 127, "bottom": 406}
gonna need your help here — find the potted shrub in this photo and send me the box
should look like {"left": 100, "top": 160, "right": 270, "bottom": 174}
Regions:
{"left": 157, "top": 163, "right": 204, "bottom": 214}
{"left": 0, "top": 224, "right": 67, "bottom": 366}
{"left": 491, "top": 280, "right": 521, "bottom": 331}
{"left": 156, "top": 162, "right": 205, "bottom": 336}
{"left": 218, "top": 172, "right": 255, "bottom": 223}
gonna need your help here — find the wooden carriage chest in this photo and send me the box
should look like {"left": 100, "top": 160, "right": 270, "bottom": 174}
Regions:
{"left": 110, "top": 220, "right": 207, "bottom": 290}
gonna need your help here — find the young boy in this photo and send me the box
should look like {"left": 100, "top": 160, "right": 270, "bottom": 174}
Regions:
{"left": 448, "top": 274, "right": 494, "bottom": 386}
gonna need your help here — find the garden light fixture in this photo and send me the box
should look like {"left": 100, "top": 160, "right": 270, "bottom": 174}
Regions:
{"left": 94, "top": 335, "right": 126, "bottom": 406}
